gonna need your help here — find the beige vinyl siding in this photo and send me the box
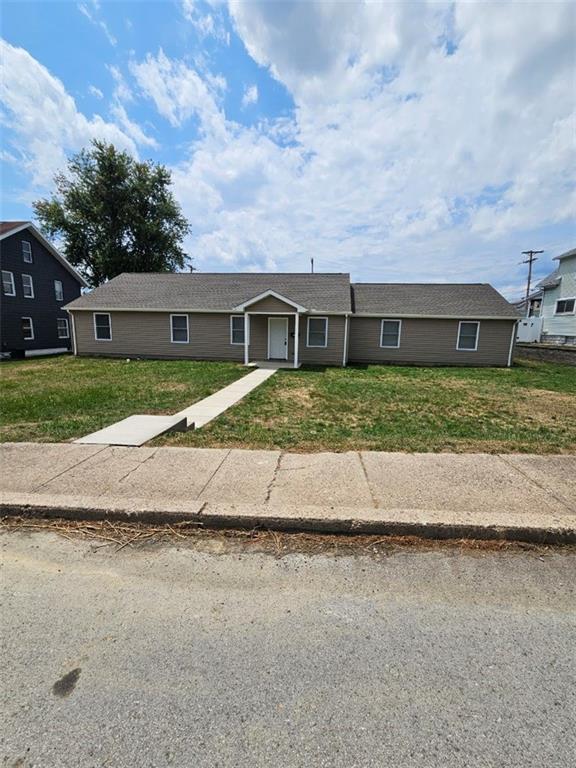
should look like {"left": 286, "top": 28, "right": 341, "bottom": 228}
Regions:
{"left": 248, "top": 315, "right": 346, "bottom": 365}
{"left": 72, "top": 310, "right": 347, "bottom": 365}
{"left": 72, "top": 311, "right": 245, "bottom": 361}
{"left": 247, "top": 296, "right": 298, "bottom": 313}
{"left": 300, "top": 315, "right": 346, "bottom": 365}
{"left": 348, "top": 318, "right": 515, "bottom": 366}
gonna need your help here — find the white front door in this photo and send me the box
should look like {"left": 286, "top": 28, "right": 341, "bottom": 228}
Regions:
{"left": 268, "top": 317, "right": 288, "bottom": 359}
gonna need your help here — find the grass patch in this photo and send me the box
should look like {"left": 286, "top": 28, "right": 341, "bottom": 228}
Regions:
{"left": 158, "top": 358, "right": 576, "bottom": 454}
{"left": 1, "top": 355, "right": 574, "bottom": 453}
{"left": 0, "top": 355, "right": 245, "bottom": 443}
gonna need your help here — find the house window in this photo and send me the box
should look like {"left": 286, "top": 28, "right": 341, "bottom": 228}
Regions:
{"left": 307, "top": 317, "right": 328, "bottom": 347}
{"left": 170, "top": 314, "right": 189, "bottom": 343}
{"left": 555, "top": 298, "right": 575, "bottom": 315}
{"left": 457, "top": 321, "right": 480, "bottom": 351}
{"left": 54, "top": 280, "right": 64, "bottom": 302}
{"left": 57, "top": 318, "right": 70, "bottom": 339}
{"left": 2, "top": 270, "right": 15, "bottom": 296}
{"left": 21, "top": 317, "right": 34, "bottom": 340}
{"left": 94, "top": 313, "right": 112, "bottom": 341}
{"left": 22, "top": 241, "right": 32, "bottom": 263}
{"left": 230, "top": 315, "right": 245, "bottom": 345}
{"left": 380, "top": 319, "right": 401, "bottom": 348}
{"left": 22, "top": 274, "right": 34, "bottom": 298}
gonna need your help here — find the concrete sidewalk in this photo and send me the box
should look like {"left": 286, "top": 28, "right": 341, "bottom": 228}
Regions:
{"left": 1, "top": 443, "right": 575, "bottom": 543}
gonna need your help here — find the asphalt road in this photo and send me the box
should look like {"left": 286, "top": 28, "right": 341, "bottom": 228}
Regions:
{"left": 1, "top": 531, "right": 575, "bottom": 768}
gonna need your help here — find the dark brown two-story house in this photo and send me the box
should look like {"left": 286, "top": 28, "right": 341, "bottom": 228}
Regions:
{"left": 1, "top": 222, "right": 87, "bottom": 357}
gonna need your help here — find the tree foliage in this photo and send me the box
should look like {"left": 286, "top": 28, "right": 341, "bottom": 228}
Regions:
{"left": 33, "top": 140, "right": 190, "bottom": 286}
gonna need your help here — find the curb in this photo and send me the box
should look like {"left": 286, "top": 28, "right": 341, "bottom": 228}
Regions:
{"left": 2, "top": 497, "right": 575, "bottom": 545}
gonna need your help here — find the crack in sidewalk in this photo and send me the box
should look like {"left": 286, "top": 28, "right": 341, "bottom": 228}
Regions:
{"left": 264, "top": 452, "right": 283, "bottom": 503}
{"left": 496, "top": 454, "right": 575, "bottom": 513}
{"left": 33, "top": 445, "right": 109, "bottom": 492}
{"left": 357, "top": 452, "right": 379, "bottom": 509}
{"left": 116, "top": 448, "right": 159, "bottom": 486}
{"left": 196, "top": 450, "right": 232, "bottom": 499}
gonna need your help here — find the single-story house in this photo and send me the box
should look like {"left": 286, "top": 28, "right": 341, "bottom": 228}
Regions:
{"left": 64, "top": 273, "right": 520, "bottom": 367}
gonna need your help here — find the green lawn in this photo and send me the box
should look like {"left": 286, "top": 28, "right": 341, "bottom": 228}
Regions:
{"left": 159, "top": 358, "right": 576, "bottom": 454}
{"left": 0, "top": 356, "right": 245, "bottom": 443}
{"left": 1, "top": 355, "right": 574, "bottom": 453}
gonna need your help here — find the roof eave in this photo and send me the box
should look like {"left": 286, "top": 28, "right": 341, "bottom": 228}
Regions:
{"left": 0, "top": 222, "right": 88, "bottom": 287}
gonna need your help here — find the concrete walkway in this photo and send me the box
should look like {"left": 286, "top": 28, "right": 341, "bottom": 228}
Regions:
{"left": 76, "top": 367, "right": 277, "bottom": 446}
{"left": 1, "top": 443, "right": 575, "bottom": 543}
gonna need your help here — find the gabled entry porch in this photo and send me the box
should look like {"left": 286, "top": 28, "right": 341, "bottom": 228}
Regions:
{"left": 241, "top": 311, "right": 302, "bottom": 369}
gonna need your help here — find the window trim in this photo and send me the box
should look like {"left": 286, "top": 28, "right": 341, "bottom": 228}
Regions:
{"left": 170, "top": 313, "right": 189, "bottom": 344}
{"left": 2, "top": 270, "right": 15, "bottom": 296}
{"left": 456, "top": 320, "right": 480, "bottom": 352}
{"left": 22, "top": 316, "right": 34, "bottom": 341}
{"left": 230, "top": 314, "right": 245, "bottom": 345}
{"left": 306, "top": 316, "right": 328, "bottom": 348}
{"left": 93, "top": 312, "right": 112, "bottom": 342}
{"left": 22, "top": 273, "right": 34, "bottom": 299}
{"left": 54, "top": 279, "right": 64, "bottom": 302}
{"left": 22, "top": 240, "right": 33, "bottom": 263}
{"left": 57, "top": 317, "right": 70, "bottom": 339}
{"left": 380, "top": 318, "right": 402, "bottom": 349}
{"left": 554, "top": 297, "right": 576, "bottom": 315}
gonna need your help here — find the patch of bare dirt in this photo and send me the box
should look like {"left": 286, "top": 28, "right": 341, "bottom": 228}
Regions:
{"left": 276, "top": 385, "right": 315, "bottom": 409}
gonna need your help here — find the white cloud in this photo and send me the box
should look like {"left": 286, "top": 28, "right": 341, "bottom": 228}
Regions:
{"left": 241, "top": 84, "right": 258, "bottom": 109}
{"left": 0, "top": 40, "right": 151, "bottom": 188}
{"left": 88, "top": 84, "right": 104, "bottom": 99}
{"left": 130, "top": 49, "right": 226, "bottom": 133}
{"left": 77, "top": 1, "right": 117, "bottom": 46}
{"left": 167, "top": 0, "right": 574, "bottom": 295}
{"left": 180, "top": 0, "right": 230, "bottom": 43}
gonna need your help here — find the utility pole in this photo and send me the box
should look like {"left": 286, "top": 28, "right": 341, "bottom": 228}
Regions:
{"left": 310, "top": 257, "right": 314, "bottom": 274}
{"left": 520, "top": 249, "right": 543, "bottom": 316}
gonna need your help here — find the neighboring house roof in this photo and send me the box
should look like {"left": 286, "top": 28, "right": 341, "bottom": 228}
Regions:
{"left": 0, "top": 221, "right": 88, "bottom": 287}
{"left": 537, "top": 268, "right": 561, "bottom": 290}
{"left": 65, "top": 272, "right": 353, "bottom": 313}
{"left": 0, "top": 221, "right": 28, "bottom": 236}
{"left": 554, "top": 247, "right": 576, "bottom": 262}
{"left": 352, "top": 283, "right": 519, "bottom": 318}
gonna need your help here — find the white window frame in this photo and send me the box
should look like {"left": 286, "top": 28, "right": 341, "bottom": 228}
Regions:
{"left": 57, "top": 318, "right": 70, "bottom": 339}
{"left": 456, "top": 320, "right": 480, "bottom": 351}
{"left": 22, "top": 273, "right": 34, "bottom": 298}
{"left": 230, "top": 315, "right": 245, "bottom": 345}
{"left": 93, "top": 312, "right": 112, "bottom": 342}
{"left": 2, "top": 270, "right": 15, "bottom": 296}
{"left": 554, "top": 297, "right": 576, "bottom": 315}
{"left": 380, "top": 319, "right": 402, "bottom": 348}
{"left": 21, "top": 316, "right": 34, "bottom": 340}
{"left": 22, "top": 240, "right": 32, "bottom": 263}
{"left": 306, "top": 316, "right": 328, "bottom": 348}
{"left": 170, "top": 313, "right": 189, "bottom": 344}
{"left": 54, "top": 279, "right": 64, "bottom": 302}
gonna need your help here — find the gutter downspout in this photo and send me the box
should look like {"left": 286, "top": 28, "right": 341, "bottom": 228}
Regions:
{"left": 69, "top": 311, "right": 77, "bottom": 356}
{"left": 507, "top": 321, "right": 518, "bottom": 367}
{"left": 342, "top": 313, "right": 350, "bottom": 367}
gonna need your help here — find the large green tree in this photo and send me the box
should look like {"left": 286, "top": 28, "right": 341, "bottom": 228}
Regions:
{"left": 33, "top": 140, "right": 190, "bottom": 286}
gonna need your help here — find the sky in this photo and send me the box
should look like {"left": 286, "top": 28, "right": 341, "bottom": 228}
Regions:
{"left": 1, "top": 0, "right": 575, "bottom": 299}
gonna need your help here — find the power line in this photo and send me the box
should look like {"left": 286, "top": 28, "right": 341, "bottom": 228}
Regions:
{"left": 520, "top": 249, "right": 544, "bottom": 316}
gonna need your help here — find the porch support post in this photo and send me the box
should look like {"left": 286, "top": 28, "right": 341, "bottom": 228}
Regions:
{"left": 244, "top": 312, "right": 250, "bottom": 365}
{"left": 294, "top": 312, "right": 300, "bottom": 369}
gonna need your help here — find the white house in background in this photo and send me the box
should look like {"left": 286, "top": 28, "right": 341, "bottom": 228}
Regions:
{"left": 538, "top": 248, "right": 576, "bottom": 345}
{"left": 516, "top": 247, "right": 575, "bottom": 345}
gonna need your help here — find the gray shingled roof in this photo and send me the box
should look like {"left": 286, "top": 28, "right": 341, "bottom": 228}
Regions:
{"left": 65, "top": 272, "right": 352, "bottom": 313}
{"left": 352, "top": 283, "right": 519, "bottom": 318}
{"left": 537, "top": 269, "right": 561, "bottom": 290}
{"left": 555, "top": 247, "right": 576, "bottom": 262}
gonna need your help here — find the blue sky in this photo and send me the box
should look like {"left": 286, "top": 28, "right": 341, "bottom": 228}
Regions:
{"left": 1, "top": 0, "right": 574, "bottom": 298}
